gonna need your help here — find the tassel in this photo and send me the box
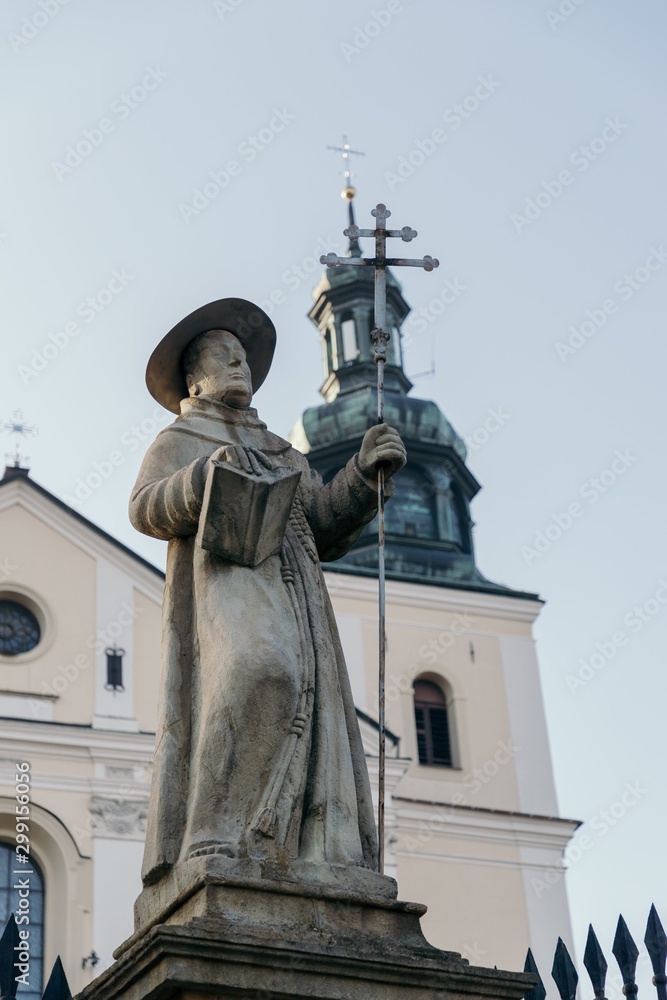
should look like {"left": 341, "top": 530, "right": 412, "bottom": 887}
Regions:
{"left": 253, "top": 806, "right": 277, "bottom": 838}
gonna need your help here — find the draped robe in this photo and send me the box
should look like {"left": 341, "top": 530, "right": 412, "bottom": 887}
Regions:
{"left": 129, "top": 396, "right": 388, "bottom": 886}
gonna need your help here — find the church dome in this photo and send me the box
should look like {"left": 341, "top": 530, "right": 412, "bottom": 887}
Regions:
{"left": 289, "top": 188, "right": 515, "bottom": 594}
{"left": 294, "top": 387, "right": 468, "bottom": 463}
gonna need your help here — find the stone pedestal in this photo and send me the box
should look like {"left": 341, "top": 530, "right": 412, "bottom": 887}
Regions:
{"left": 77, "top": 857, "right": 533, "bottom": 1000}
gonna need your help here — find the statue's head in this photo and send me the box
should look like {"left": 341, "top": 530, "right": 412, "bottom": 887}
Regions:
{"left": 146, "top": 299, "right": 276, "bottom": 414}
{"left": 182, "top": 329, "right": 252, "bottom": 409}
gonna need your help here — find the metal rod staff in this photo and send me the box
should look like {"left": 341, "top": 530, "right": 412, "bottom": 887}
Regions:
{"left": 321, "top": 203, "right": 439, "bottom": 873}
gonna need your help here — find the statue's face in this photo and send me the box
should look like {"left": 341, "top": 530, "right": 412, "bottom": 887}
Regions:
{"left": 185, "top": 330, "right": 252, "bottom": 408}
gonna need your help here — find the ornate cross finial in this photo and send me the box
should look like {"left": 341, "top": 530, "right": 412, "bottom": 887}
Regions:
{"left": 1, "top": 410, "right": 39, "bottom": 469}
{"left": 321, "top": 201, "right": 439, "bottom": 360}
{"left": 327, "top": 135, "right": 365, "bottom": 200}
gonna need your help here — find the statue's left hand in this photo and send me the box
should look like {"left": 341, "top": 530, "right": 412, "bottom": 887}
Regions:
{"left": 358, "top": 424, "right": 407, "bottom": 479}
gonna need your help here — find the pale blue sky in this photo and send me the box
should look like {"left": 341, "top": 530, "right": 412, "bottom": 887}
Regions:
{"left": 2, "top": 0, "right": 666, "bottom": 985}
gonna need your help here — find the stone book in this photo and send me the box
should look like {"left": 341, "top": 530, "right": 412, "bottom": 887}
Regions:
{"left": 196, "top": 460, "right": 302, "bottom": 566}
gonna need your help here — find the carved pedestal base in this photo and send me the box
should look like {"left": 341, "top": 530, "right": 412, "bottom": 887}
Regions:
{"left": 77, "top": 857, "right": 532, "bottom": 1000}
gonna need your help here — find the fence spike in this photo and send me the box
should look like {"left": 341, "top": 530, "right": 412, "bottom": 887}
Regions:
{"left": 41, "top": 957, "right": 72, "bottom": 1000}
{"left": 524, "top": 948, "right": 547, "bottom": 1000}
{"left": 552, "top": 937, "right": 579, "bottom": 1000}
{"left": 612, "top": 915, "right": 640, "bottom": 997}
{"left": 584, "top": 925, "right": 608, "bottom": 999}
{"left": 0, "top": 915, "right": 20, "bottom": 999}
{"left": 645, "top": 905, "right": 667, "bottom": 1000}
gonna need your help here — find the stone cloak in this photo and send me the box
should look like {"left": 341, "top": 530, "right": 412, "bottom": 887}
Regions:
{"left": 129, "top": 396, "right": 387, "bottom": 886}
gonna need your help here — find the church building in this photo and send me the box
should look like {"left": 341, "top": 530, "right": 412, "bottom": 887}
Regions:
{"left": 0, "top": 190, "right": 576, "bottom": 993}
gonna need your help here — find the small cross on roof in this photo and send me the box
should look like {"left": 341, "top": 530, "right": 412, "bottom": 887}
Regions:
{"left": 1, "top": 409, "right": 39, "bottom": 469}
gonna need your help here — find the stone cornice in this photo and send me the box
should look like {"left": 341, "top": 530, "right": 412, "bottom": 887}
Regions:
{"left": 393, "top": 848, "right": 566, "bottom": 872}
{"left": 325, "top": 570, "right": 543, "bottom": 623}
{"left": 0, "top": 716, "right": 156, "bottom": 762}
{"left": 394, "top": 796, "right": 580, "bottom": 850}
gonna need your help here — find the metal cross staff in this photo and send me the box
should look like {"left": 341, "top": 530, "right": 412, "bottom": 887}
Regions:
{"left": 321, "top": 204, "right": 439, "bottom": 873}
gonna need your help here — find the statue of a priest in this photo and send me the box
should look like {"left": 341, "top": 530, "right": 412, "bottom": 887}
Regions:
{"left": 130, "top": 298, "right": 406, "bottom": 888}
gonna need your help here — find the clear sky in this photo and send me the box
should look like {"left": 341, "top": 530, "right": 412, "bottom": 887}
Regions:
{"left": 2, "top": 0, "right": 666, "bottom": 987}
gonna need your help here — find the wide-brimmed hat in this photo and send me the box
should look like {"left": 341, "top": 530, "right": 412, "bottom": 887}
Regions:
{"left": 146, "top": 298, "right": 276, "bottom": 413}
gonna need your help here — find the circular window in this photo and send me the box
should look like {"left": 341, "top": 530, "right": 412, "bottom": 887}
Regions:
{"left": 0, "top": 599, "right": 41, "bottom": 656}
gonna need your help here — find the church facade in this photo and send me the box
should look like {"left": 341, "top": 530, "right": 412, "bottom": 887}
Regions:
{"left": 0, "top": 216, "right": 576, "bottom": 992}
{"left": 0, "top": 465, "right": 161, "bottom": 995}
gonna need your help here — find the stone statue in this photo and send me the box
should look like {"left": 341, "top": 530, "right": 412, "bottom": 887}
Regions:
{"left": 130, "top": 298, "right": 406, "bottom": 888}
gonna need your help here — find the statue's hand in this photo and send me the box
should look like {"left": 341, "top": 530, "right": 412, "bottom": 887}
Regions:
{"left": 358, "top": 424, "right": 407, "bottom": 479}
{"left": 210, "top": 445, "right": 272, "bottom": 476}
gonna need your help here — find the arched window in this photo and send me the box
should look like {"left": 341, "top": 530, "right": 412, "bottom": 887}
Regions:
{"left": 388, "top": 326, "right": 402, "bottom": 366}
{"left": 0, "top": 842, "right": 44, "bottom": 998}
{"left": 340, "top": 315, "right": 358, "bottom": 363}
{"left": 322, "top": 329, "right": 333, "bottom": 375}
{"left": 413, "top": 680, "right": 452, "bottom": 767}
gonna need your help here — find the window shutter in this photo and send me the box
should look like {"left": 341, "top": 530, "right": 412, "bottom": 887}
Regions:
{"left": 428, "top": 706, "right": 452, "bottom": 766}
{"left": 413, "top": 680, "right": 453, "bottom": 767}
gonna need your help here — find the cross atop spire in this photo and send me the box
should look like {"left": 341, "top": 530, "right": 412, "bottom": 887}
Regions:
{"left": 1, "top": 410, "right": 38, "bottom": 470}
{"left": 327, "top": 135, "right": 366, "bottom": 256}
{"left": 327, "top": 134, "right": 365, "bottom": 199}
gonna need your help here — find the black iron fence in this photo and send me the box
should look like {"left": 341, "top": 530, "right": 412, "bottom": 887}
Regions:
{"left": 0, "top": 915, "right": 71, "bottom": 1000}
{"left": 526, "top": 906, "right": 667, "bottom": 1000}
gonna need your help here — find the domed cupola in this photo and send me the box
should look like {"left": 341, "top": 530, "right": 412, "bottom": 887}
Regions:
{"left": 289, "top": 184, "right": 510, "bottom": 592}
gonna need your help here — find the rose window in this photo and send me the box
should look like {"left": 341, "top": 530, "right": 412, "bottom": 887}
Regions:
{"left": 0, "top": 600, "right": 41, "bottom": 656}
